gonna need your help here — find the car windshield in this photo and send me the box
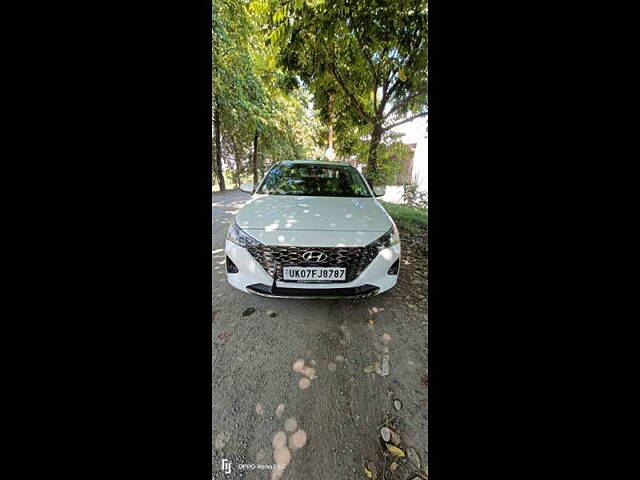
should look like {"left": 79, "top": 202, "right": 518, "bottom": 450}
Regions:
{"left": 256, "top": 163, "right": 372, "bottom": 198}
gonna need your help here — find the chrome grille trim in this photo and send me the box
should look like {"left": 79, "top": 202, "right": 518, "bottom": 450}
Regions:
{"left": 247, "top": 245, "right": 379, "bottom": 283}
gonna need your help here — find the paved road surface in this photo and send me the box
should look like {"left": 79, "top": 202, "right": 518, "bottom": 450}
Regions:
{"left": 213, "top": 189, "right": 428, "bottom": 479}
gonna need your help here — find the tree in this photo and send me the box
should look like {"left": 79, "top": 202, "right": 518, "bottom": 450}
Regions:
{"left": 213, "top": 100, "right": 226, "bottom": 191}
{"left": 214, "top": 0, "right": 320, "bottom": 189}
{"left": 213, "top": 0, "right": 268, "bottom": 188}
{"left": 270, "top": 0, "right": 428, "bottom": 184}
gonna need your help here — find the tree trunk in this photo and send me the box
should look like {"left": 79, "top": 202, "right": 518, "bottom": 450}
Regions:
{"left": 252, "top": 132, "right": 259, "bottom": 185}
{"left": 235, "top": 152, "right": 242, "bottom": 188}
{"left": 328, "top": 94, "right": 334, "bottom": 150}
{"left": 214, "top": 102, "right": 226, "bottom": 192}
{"left": 232, "top": 136, "right": 241, "bottom": 188}
{"left": 366, "top": 123, "right": 383, "bottom": 186}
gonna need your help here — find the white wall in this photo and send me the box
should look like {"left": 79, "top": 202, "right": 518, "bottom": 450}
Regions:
{"left": 385, "top": 116, "right": 428, "bottom": 200}
{"left": 412, "top": 135, "right": 428, "bottom": 193}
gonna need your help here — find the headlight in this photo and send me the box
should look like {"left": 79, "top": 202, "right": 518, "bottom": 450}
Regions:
{"left": 227, "top": 223, "right": 262, "bottom": 247}
{"left": 368, "top": 225, "right": 399, "bottom": 250}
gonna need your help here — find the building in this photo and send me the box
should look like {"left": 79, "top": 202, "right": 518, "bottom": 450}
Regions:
{"left": 382, "top": 116, "right": 428, "bottom": 204}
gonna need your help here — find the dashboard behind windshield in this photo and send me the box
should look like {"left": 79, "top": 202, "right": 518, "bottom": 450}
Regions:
{"left": 256, "top": 163, "right": 372, "bottom": 198}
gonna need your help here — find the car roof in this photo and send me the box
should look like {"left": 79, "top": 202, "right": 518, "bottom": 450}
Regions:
{"left": 278, "top": 160, "right": 353, "bottom": 167}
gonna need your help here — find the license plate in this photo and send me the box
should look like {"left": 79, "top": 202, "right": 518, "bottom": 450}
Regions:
{"left": 282, "top": 266, "right": 346, "bottom": 282}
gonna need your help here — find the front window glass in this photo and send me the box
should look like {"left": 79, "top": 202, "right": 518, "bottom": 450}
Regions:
{"left": 256, "top": 163, "right": 371, "bottom": 198}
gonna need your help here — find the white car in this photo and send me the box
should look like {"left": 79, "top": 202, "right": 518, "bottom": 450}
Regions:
{"left": 225, "top": 160, "right": 400, "bottom": 298}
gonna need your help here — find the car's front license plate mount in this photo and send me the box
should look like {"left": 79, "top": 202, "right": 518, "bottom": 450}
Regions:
{"left": 282, "top": 266, "right": 347, "bottom": 283}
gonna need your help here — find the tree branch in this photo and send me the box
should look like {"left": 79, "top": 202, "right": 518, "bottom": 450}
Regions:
{"left": 384, "top": 38, "right": 427, "bottom": 103}
{"left": 349, "top": 11, "right": 378, "bottom": 84}
{"left": 373, "top": 86, "right": 378, "bottom": 116}
{"left": 384, "top": 89, "right": 428, "bottom": 119}
{"left": 383, "top": 111, "right": 428, "bottom": 132}
{"left": 329, "top": 62, "right": 375, "bottom": 124}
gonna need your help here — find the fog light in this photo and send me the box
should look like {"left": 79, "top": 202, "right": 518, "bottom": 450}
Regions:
{"left": 226, "top": 256, "right": 239, "bottom": 273}
{"left": 387, "top": 259, "right": 399, "bottom": 275}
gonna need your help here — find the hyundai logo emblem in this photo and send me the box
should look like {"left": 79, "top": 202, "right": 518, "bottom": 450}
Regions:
{"left": 302, "top": 251, "right": 328, "bottom": 262}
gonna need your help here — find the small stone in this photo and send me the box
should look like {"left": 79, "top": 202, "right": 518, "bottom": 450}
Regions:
{"left": 407, "top": 448, "right": 421, "bottom": 468}
{"left": 380, "top": 427, "right": 391, "bottom": 442}
{"left": 267, "top": 310, "right": 277, "bottom": 317}
{"left": 376, "top": 355, "right": 390, "bottom": 376}
{"left": 394, "top": 399, "right": 402, "bottom": 411}
{"left": 390, "top": 430, "right": 401, "bottom": 445}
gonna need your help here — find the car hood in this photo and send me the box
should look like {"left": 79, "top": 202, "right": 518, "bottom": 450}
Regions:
{"left": 235, "top": 194, "right": 392, "bottom": 233}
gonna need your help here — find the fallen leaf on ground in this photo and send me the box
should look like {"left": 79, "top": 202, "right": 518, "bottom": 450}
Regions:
{"left": 367, "top": 461, "right": 379, "bottom": 478}
{"left": 386, "top": 444, "right": 405, "bottom": 457}
{"left": 363, "top": 364, "right": 378, "bottom": 374}
{"left": 407, "top": 448, "right": 421, "bottom": 468}
{"left": 389, "top": 461, "right": 398, "bottom": 471}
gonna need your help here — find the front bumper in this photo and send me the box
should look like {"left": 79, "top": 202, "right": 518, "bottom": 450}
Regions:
{"left": 225, "top": 240, "right": 400, "bottom": 297}
{"left": 246, "top": 283, "right": 379, "bottom": 299}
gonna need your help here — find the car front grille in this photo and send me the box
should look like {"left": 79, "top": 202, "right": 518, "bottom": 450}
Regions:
{"left": 246, "top": 245, "right": 379, "bottom": 283}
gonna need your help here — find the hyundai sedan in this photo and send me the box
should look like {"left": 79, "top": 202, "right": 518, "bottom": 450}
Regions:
{"left": 225, "top": 160, "right": 400, "bottom": 298}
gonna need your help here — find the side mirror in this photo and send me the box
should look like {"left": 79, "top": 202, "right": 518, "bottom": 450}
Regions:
{"left": 240, "top": 182, "right": 254, "bottom": 194}
{"left": 373, "top": 186, "right": 386, "bottom": 197}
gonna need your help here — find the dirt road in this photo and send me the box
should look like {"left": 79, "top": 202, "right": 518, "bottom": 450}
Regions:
{"left": 213, "top": 189, "right": 428, "bottom": 479}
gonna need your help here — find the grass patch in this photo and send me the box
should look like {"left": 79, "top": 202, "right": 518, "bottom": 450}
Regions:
{"left": 379, "top": 201, "right": 428, "bottom": 234}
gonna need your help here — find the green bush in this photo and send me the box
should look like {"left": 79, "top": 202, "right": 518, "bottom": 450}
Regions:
{"left": 402, "top": 181, "right": 428, "bottom": 209}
